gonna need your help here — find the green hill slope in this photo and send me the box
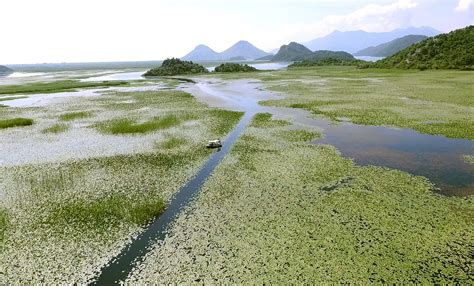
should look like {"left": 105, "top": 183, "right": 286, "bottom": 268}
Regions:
{"left": 272, "top": 42, "right": 314, "bottom": 61}
{"left": 375, "top": 26, "right": 474, "bottom": 70}
{"left": 272, "top": 42, "right": 357, "bottom": 62}
{"left": 354, "top": 35, "right": 428, "bottom": 57}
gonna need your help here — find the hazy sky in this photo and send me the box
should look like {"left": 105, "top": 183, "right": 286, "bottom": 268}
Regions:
{"left": 1, "top": 0, "right": 472, "bottom": 64}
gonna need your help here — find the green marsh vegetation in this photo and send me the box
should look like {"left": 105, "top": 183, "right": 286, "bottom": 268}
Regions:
{"left": 98, "top": 115, "right": 187, "bottom": 135}
{"left": 0, "top": 208, "right": 8, "bottom": 243}
{"left": 158, "top": 135, "right": 188, "bottom": 149}
{"left": 251, "top": 112, "right": 290, "bottom": 128}
{"left": 44, "top": 194, "right": 165, "bottom": 232}
{"left": 0, "top": 117, "right": 34, "bottom": 129}
{"left": 42, "top": 123, "right": 69, "bottom": 134}
{"left": 59, "top": 111, "right": 92, "bottom": 121}
{"left": 0, "top": 80, "right": 129, "bottom": 95}
{"left": 0, "top": 84, "right": 244, "bottom": 283}
{"left": 130, "top": 113, "right": 473, "bottom": 284}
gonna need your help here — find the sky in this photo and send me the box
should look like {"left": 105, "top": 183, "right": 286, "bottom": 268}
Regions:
{"left": 1, "top": 0, "right": 472, "bottom": 64}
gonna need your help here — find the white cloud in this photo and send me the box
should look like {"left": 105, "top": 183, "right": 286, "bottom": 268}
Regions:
{"left": 455, "top": 0, "right": 474, "bottom": 11}
{"left": 280, "top": 0, "right": 419, "bottom": 44}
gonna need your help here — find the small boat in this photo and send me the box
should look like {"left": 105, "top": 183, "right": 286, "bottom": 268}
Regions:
{"left": 206, "top": 139, "right": 222, "bottom": 148}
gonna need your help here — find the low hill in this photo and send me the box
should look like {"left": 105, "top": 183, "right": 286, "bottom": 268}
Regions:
{"left": 214, "top": 63, "right": 258, "bottom": 73}
{"left": 181, "top": 41, "right": 271, "bottom": 61}
{"left": 0, "top": 65, "right": 13, "bottom": 76}
{"left": 271, "top": 42, "right": 313, "bottom": 61}
{"left": 355, "top": 35, "right": 428, "bottom": 57}
{"left": 219, "top": 41, "right": 271, "bottom": 60}
{"left": 375, "top": 26, "right": 474, "bottom": 70}
{"left": 304, "top": 26, "right": 441, "bottom": 53}
{"left": 272, "top": 42, "right": 356, "bottom": 62}
{"left": 143, "top": 58, "right": 208, "bottom": 76}
{"left": 182, "top": 45, "right": 220, "bottom": 61}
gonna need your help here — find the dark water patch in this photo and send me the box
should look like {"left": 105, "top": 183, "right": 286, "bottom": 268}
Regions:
{"left": 91, "top": 112, "right": 255, "bottom": 285}
{"left": 313, "top": 121, "right": 473, "bottom": 196}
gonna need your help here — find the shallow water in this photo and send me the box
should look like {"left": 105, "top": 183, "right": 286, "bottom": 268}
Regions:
{"left": 355, "top": 56, "right": 385, "bottom": 62}
{"left": 313, "top": 121, "right": 473, "bottom": 196}
{"left": 187, "top": 79, "right": 473, "bottom": 196}
{"left": 81, "top": 71, "right": 146, "bottom": 82}
{"left": 1, "top": 84, "right": 166, "bottom": 108}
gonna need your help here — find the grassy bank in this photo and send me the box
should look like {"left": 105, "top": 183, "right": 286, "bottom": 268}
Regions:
{"left": 129, "top": 113, "right": 473, "bottom": 284}
{"left": 0, "top": 80, "right": 128, "bottom": 95}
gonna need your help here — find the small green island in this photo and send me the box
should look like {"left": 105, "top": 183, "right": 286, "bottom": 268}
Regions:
{"left": 214, "top": 63, "right": 258, "bottom": 72}
{"left": 143, "top": 58, "right": 208, "bottom": 76}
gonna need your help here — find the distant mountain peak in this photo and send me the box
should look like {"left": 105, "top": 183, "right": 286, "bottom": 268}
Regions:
{"left": 304, "top": 26, "right": 442, "bottom": 53}
{"left": 182, "top": 40, "right": 271, "bottom": 61}
{"left": 182, "top": 44, "right": 219, "bottom": 61}
{"left": 234, "top": 40, "right": 251, "bottom": 45}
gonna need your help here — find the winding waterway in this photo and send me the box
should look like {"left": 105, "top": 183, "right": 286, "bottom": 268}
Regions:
{"left": 185, "top": 79, "right": 473, "bottom": 196}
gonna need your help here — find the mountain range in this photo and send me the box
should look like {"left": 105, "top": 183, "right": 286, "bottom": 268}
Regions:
{"left": 182, "top": 41, "right": 272, "bottom": 61}
{"left": 354, "top": 35, "right": 429, "bottom": 57}
{"left": 303, "top": 26, "right": 441, "bottom": 54}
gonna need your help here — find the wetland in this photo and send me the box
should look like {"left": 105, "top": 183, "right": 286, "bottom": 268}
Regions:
{"left": 0, "top": 66, "right": 472, "bottom": 284}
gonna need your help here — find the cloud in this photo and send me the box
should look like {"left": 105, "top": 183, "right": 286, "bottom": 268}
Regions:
{"left": 280, "top": 0, "right": 419, "bottom": 43}
{"left": 455, "top": 0, "right": 474, "bottom": 11}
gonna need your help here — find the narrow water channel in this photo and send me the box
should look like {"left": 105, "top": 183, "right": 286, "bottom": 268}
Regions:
{"left": 91, "top": 111, "right": 256, "bottom": 285}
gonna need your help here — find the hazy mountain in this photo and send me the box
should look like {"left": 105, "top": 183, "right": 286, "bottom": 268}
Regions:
{"left": 181, "top": 41, "right": 271, "bottom": 61}
{"left": 355, "top": 35, "right": 429, "bottom": 57}
{"left": 272, "top": 42, "right": 314, "bottom": 61}
{"left": 375, "top": 26, "right": 473, "bottom": 70}
{"left": 304, "top": 26, "right": 441, "bottom": 54}
{"left": 182, "top": 45, "right": 221, "bottom": 61}
{"left": 219, "top": 40, "right": 271, "bottom": 60}
{"left": 0, "top": 65, "right": 13, "bottom": 77}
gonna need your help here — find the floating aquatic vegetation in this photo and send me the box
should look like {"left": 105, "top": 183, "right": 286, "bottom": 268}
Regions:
{"left": 0, "top": 84, "right": 243, "bottom": 284}
{"left": 129, "top": 110, "right": 473, "bottom": 284}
